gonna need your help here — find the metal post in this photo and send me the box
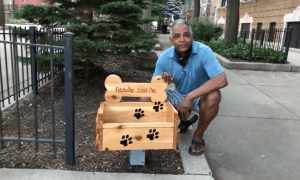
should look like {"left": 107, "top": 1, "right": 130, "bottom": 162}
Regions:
{"left": 285, "top": 27, "right": 293, "bottom": 61}
{"left": 248, "top": 30, "right": 255, "bottom": 61}
{"left": 64, "top": 32, "right": 75, "bottom": 166}
{"left": 50, "top": 28, "right": 56, "bottom": 152}
{"left": 29, "top": 26, "right": 38, "bottom": 94}
{"left": 12, "top": 28, "right": 21, "bottom": 151}
{"left": 30, "top": 26, "right": 38, "bottom": 152}
{"left": 260, "top": 30, "right": 265, "bottom": 46}
{"left": 130, "top": 150, "right": 145, "bottom": 166}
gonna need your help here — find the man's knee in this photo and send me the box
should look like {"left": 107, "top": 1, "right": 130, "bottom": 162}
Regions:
{"left": 201, "top": 90, "right": 221, "bottom": 108}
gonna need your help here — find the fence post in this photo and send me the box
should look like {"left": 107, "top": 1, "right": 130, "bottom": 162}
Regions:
{"left": 29, "top": 26, "right": 38, "bottom": 94}
{"left": 244, "top": 30, "right": 247, "bottom": 43}
{"left": 285, "top": 27, "right": 293, "bottom": 61}
{"left": 248, "top": 29, "right": 255, "bottom": 61}
{"left": 64, "top": 32, "right": 75, "bottom": 166}
{"left": 12, "top": 27, "right": 21, "bottom": 151}
{"left": 260, "top": 30, "right": 265, "bottom": 46}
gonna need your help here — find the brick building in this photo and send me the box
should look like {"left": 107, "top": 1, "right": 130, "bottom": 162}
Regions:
{"left": 181, "top": 0, "right": 220, "bottom": 22}
{"left": 215, "top": 0, "right": 300, "bottom": 49}
{"left": 13, "top": 0, "right": 52, "bottom": 7}
{"left": 4, "top": 0, "right": 52, "bottom": 18}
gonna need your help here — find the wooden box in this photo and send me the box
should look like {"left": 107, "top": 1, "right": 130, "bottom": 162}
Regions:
{"left": 96, "top": 75, "right": 179, "bottom": 151}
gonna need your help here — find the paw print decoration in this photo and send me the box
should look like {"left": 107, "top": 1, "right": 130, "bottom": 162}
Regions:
{"left": 147, "top": 129, "right": 159, "bottom": 141}
{"left": 120, "top": 135, "right": 133, "bottom": 147}
{"left": 153, "top": 101, "right": 164, "bottom": 112}
{"left": 134, "top": 108, "right": 144, "bottom": 119}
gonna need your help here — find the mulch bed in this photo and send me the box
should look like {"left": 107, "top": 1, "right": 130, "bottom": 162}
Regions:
{"left": 0, "top": 52, "right": 184, "bottom": 174}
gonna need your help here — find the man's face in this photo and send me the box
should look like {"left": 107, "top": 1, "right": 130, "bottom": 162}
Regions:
{"left": 169, "top": 24, "right": 193, "bottom": 54}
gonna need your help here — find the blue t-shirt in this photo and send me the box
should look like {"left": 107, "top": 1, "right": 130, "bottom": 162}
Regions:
{"left": 152, "top": 41, "right": 224, "bottom": 96}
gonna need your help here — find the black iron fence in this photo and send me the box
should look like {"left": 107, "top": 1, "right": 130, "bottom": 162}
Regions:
{"left": 4, "top": 4, "right": 19, "bottom": 11}
{"left": 239, "top": 27, "right": 293, "bottom": 61}
{"left": 0, "top": 26, "right": 75, "bottom": 165}
{"left": 0, "top": 26, "right": 66, "bottom": 107}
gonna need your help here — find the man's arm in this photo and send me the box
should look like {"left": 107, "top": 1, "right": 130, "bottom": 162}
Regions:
{"left": 178, "top": 72, "right": 228, "bottom": 120}
{"left": 187, "top": 72, "right": 228, "bottom": 100}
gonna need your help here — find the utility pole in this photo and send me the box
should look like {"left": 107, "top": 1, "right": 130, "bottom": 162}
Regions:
{"left": 0, "top": 0, "right": 5, "bottom": 26}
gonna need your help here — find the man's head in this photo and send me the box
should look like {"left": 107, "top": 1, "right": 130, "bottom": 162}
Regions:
{"left": 169, "top": 19, "right": 194, "bottom": 55}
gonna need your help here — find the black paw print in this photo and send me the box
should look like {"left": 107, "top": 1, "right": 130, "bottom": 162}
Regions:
{"left": 134, "top": 108, "right": 144, "bottom": 119}
{"left": 153, "top": 101, "right": 163, "bottom": 112}
{"left": 120, "top": 135, "right": 133, "bottom": 147}
{"left": 147, "top": 129, "right": 159, "bottom": 141}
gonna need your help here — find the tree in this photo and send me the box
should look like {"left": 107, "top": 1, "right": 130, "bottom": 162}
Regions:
{"left": 0, "top": 0, "right": 5, "bottom": 26}
{"left": 161, "top": 0, "right": 181, "bottom": 23}
{"left": 151, "top": 0, "right": 168, "bottom": 28}
{"left": 224, "top": 0, "right": 239, "bottom": 44}
{"left": 193, "top": 0, "right": 200, "bottom": 20}
{"left": 14, "top": 0, "right": 158, "bottom": 78}
{"left": 143, "top": 0, "right": 152, "bottom": 33}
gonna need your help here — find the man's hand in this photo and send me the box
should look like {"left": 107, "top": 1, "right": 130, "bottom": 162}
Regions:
{"left": 160, "top": 72, "right": 174, "bottom": 84}
{"left": 178, "top": 96, "right": 193, "bottom": 121}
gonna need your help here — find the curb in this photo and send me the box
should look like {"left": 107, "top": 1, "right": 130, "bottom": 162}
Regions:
{"left": 214, "top": 52, "right": 300, "bottom": 72}
{"left": 0, "top": 168, "right": 215, "bottom": 180}
{"left": 153, "top": 42, "right": 163, "bottom": 51}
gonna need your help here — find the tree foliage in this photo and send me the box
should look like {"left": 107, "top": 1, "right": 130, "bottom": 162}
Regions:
{"left": 13, "top": 0, "right": 158, "bottom": 75}
{"left": 189, "top": 18, "right": 223, "bottom": 42}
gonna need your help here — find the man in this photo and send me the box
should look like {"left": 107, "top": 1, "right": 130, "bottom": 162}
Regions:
{"left": 152, "top": 19, "right": 228, "bottom": 156}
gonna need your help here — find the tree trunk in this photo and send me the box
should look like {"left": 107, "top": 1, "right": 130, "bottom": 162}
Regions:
{"left": 224, "top": 0, "right": 240, "bottom": 44}
{"left": 205, "top": 0, "right": 211, "bottom": 21}
{"left": 0, "top": 0, "right": 5, "bottom": 26}
{"left": 142, "top": 1, "right": 151, "bottom": 33}
{"left": 193, "top": 0, "right": 200, "bottom": 20}
{"left": 142, "top": 9, "right": 151, "bottom": 33}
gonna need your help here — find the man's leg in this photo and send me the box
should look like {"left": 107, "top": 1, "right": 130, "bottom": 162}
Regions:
{"left": 190, "top": 90, "right": 221, "bottom": 153}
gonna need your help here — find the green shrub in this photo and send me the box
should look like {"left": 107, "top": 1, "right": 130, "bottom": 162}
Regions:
{"left": 189, "top": 18, "right": 223, "bottom": 42}
{"left": 203, "top": 38, "right": 287, "bottom": 64}
{"left": 5, "top": 17, "right": 28, "bottom": 23}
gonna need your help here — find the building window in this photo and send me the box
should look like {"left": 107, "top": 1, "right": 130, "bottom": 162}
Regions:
{"left": 268, "top": 22, "right": 276, "bottom": 42}
{"left": 221, "top": 0, "right": 227, "bottom": 7}
{"left": 240, "top": 23, "right": 251, "bottom": 39}
{"left": 256, "top": 23, "right": 262, "bottom": 40}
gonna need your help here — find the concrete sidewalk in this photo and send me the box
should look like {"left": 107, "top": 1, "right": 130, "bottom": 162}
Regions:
{"left": 203, "top": 69, "right": 300, "bottom": 180}
{"left": 0, "top": 169, "right": 214, "bottom": 180}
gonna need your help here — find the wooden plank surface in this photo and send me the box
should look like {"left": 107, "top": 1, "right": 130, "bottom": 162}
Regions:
{"left": 104, "top": 75, "right": 167, "bottom": 103}
{"left": 101, "top": 128, "right": 174, "bottom": 151}
{"left": 101, "top": 102, "right": 169, "bottom": 123}
{"left": 103, "top": 122, "right": 174, "bottom": 129}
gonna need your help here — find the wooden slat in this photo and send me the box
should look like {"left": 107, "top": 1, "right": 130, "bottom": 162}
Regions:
{"left": 166, "top": 102, "right": 179, "bottom": 149}
{"left": 103, "top": 122, "right": 174, "bottom": 129}
{"left": 101, "top": 128, "right": 174, "bottom": 151}
{"left": 96, "top": 129, "right": 103, "bottom": 150}
{"left": 96, "top": 103, "right": 105, "bottom": 150}
{"left": 101, "top": 102, "right": 168, "bottom": 123}
{"left": 173, "top": 111, "right": 179, "bottom": 149}
{"left": 96, "top": 102, "right": 105, "bottom": 127}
